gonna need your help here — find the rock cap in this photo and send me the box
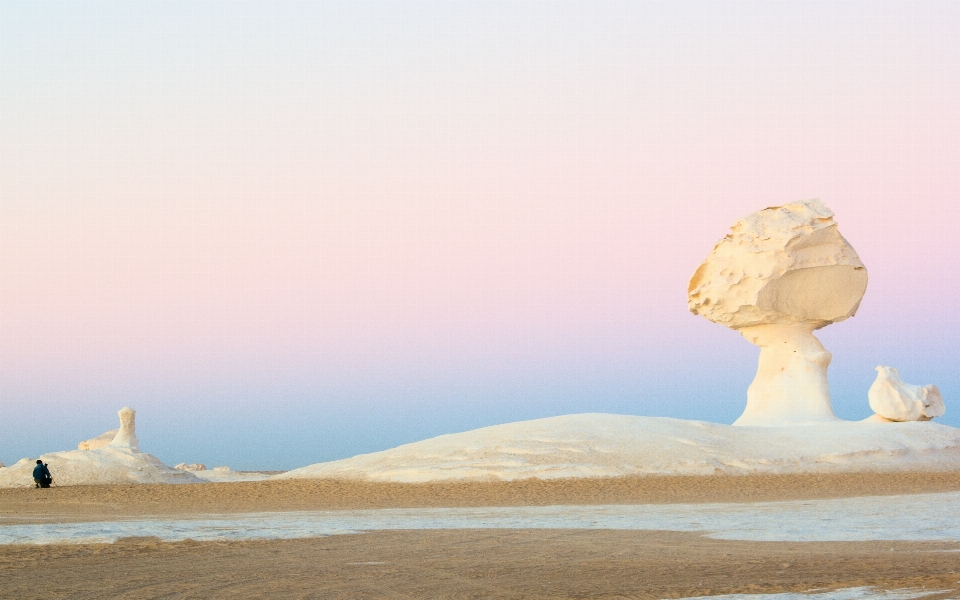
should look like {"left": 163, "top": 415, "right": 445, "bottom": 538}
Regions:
{"left": 688, "top": 199, "right": 867, "bottom": 330}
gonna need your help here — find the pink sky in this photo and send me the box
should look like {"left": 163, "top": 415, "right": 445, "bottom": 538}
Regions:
{"left": 2, "top": 1, "right": 959, "bottom": 469}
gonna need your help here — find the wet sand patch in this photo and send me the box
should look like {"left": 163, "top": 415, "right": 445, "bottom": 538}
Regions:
{"left": 2, "top": 530, "right": 959, "bottom": 599}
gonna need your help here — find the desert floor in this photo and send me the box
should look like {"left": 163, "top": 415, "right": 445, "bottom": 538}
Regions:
{"left": 5, "top": 471, "right": 960, "bottom": 521}
{"left": 3, "top": 472, "right": 960, "bottom": 599}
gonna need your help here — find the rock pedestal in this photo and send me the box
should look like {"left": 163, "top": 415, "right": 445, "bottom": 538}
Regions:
{"left": 736, "top": 323, "right": 836, "bottom": 425}
{"left": 108, "top": 407, "right": 139, "bottom": 451}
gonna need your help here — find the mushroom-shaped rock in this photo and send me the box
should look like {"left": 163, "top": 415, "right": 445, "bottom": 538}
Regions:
{"left": 688, "top": 199, "right": 868, "bottom": 426}
{"left": 78, "top": 429, "right": 119, "bottom": 451}
{"left": 108, "top": 407, "right": 139, "bottom": 451}
{"left": 869, "top": 366, "right": 945, "bottom": 422}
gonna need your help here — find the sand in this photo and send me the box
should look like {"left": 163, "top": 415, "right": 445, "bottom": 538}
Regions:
{"left": 3, "top": 471, "right": 960, "bottom": 523}
{"left": 4, "top": 473, "right": 960, "bottom": 598}
{"left": 2, "top": 530, "right": 960, "bottom": 599}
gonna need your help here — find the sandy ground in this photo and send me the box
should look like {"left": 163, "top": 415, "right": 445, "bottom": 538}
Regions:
{"left": 4, "top": 471, "right": 960, "bottom": 523}
{"left": 2, "top": 530, "right": 960, "bottom": 599}
{"left": 4, "top": 473, "right": 960, "bottom": 598}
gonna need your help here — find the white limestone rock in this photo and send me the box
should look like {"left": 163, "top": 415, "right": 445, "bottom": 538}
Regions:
{"left": 213, "top": 466, "right": 231, "bottom": 472}
{"left": 174, "top": 463, "right": 207, "bottom": 472}
{"left": 688, "top": 199, "right": 867, "bottom": 329}
{"left": 869, "top": 366, "right": 945, "bottom": 422}
{"left": 0, "top": 406, "right": 199, "bottom": 488}
{"left": 0, "top": 448, "right": 199, "bottom": 488}
{"left": 78, "top": 429, "right": 119, "bottom": 451}
{"left": 688, "top": 200, "right": 868, "bottom": 426}
{"left": 108, "top": 407, "right": 139, "bottom": 451}
{"left": 276, "top": 413, "right": 960, "bottom": 482}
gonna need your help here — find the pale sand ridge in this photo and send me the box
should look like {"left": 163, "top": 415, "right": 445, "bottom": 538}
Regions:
{"left": 276, "top": 413, "right": 960, "bottom": 483}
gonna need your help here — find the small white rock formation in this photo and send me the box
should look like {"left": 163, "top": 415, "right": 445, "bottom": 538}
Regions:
{"left": 0, "top": 449, "right": 198, "bottom": 488}
{"left": 78, "top": 429, "right": 119, "bottom": 451}
{"left": 174, "top": 463, "right": 207, "bottom": 472}
{"left": 108, "top": 406, "right": 139, "bottom": 451}
{"left": 869, "top": 366, "right": 945, "bottom": 422}
{"left": 0, "top": 406, "right": 198, "bottom": 488}
{"left": 213, "top": 466, "right": 231, "bottom": 472}
{"left": 688, "top": 199, "right": 868, "bottom": 426}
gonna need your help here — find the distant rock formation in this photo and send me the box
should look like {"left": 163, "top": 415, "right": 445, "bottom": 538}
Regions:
{"left": 108, "top": 407, "right": 139, "bottom": 451}
{"left": 688, "top": 199, "right": 868, "bottom": 426}
{"left": 78, "top": 429, "right": 119, "bottom": 451}
{"left": 869, "top": 366, "right": 945, "bottom": 422}
{"left": 0, "top": 406, "right": 198, "bottom": 488}
{"left": 174, "top": 463, "right": 207, "bottom": 472}
{"left": 78, "top": 407, "right": 139, "bottom": 451}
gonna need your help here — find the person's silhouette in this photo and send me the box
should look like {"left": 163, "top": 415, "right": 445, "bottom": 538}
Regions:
{"left": 32, "top": 460, "right": 52, "bottom": 488}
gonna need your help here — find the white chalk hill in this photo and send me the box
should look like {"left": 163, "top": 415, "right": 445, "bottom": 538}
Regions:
{"left": 0, "top": 407, "right": 198, "bottom": 488}
{"left": 275, "top": 413, "right": 960, "bottom": 483}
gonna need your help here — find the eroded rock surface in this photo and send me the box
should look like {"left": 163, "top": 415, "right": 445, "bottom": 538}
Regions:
{"left": 869, "top": 366, "right": 945, "bottom": 422}
{"left": 108, "top": 407, "right": 139, "bottom": 451}
{"left": 174, "top": 463, "right": 207, "bottom": 472}
{"left": 689, "top": 199, "right": 867, "bottom": 329}
{"left": 78, "top": 429, "right": 119, "bottom": 451}
{"left": 688, "top": 200, "right": 867, "bottom": 426}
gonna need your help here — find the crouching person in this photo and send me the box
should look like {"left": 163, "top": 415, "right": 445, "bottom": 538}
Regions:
{"left": 33, "top": 460, "right": 52, "bottom": 488}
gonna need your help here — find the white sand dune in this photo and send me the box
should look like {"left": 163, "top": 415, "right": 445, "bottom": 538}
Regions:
{"left": 0, "top": 447, "right": 199, "bottom": 488}
{"left": 276, "top": 413, "right": 960, "bottom": 482}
